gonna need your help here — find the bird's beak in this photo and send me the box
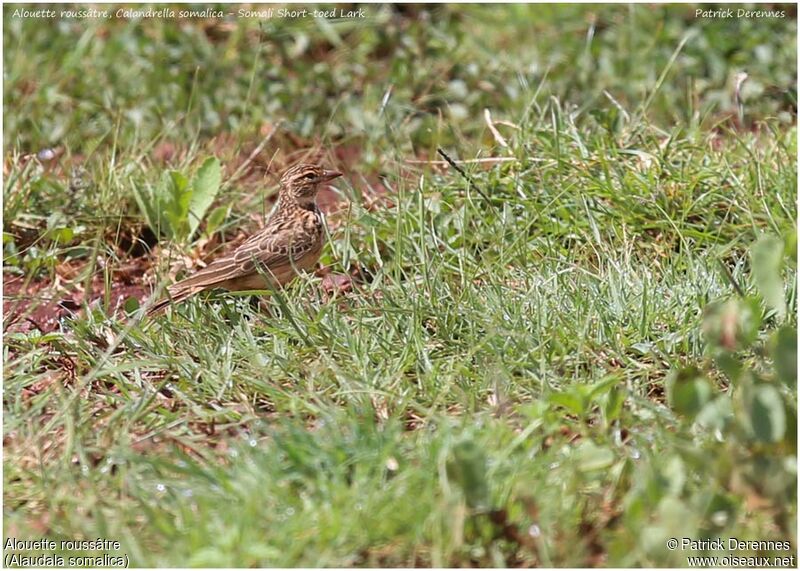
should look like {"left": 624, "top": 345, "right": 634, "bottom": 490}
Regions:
{"left": 320, "top": 169, "right": 343, "bottom": 182}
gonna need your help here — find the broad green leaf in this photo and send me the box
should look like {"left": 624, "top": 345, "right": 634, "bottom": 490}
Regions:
{"left": 131, "top": 181, "right": 159, "bottom": 236}
{"left": 170, "top": 170, "right": 192, "bottom": 215}
{"left": 667, "top": 367, "right": 713, "bottom": 420}
{"left": 784, "top": 407, "right": 797, "bottom": 449}
{"left": 604, "top": 387, "right": 625, "bottom": 423}
{"left": 548, "top": 391, "right": 584, "bottom": 416}
{"left": 575, "top": 441, "right": 615, "bottom": 472}
{"left": 189, "top": 157, "right": 222, "bottom": 238}
{"left": 748, "top": 384, "right": 786, "bottom": 443}
{"left": 158, "top": 170, "right": 191, "bottom": 240}
{"left": 714, "top": 352, "right": 743, "bottom": 383}
{"left": 123, "top": 296, "right": 140, "bottom": 314}
{"left": 46, "top": 226, "right": 74, "bottom": 244}
{"left": 205, "top": 204, "right": 229, "bottom": 238}
{"left": 695, "top": 396, "right": 733, "bottom": 432}
{"left": 771, "top": 326, "right": 797, "bottom": 387}
{"left": 446, "top": 440, "right": 490, "bottom": 510}
{"left": 784, "top": 229, "right": 797, "bottom": 267}
{"left": 750, "top": 234, "right": 786, "bottom": 320}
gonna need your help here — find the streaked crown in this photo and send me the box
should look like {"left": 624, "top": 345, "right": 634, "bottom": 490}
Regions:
{"left": 281, "top": 164, "right": 323, "bottom": 185}
{"left": 279, "top": 163, "right": 342, "bottom": 202}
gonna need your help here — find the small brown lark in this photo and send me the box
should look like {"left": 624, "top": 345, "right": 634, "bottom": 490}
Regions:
{"left": 147, "top": 163, "right": 342, "bottom": 315}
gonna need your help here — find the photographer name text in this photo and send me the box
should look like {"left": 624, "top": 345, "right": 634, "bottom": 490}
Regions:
{"left": 696, "top": 7, "right": 786, "bottom": 18}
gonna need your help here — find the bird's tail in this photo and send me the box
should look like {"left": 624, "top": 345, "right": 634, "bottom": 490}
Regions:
{"left": 146, "top": 286, "right": 199, "bottom": 317}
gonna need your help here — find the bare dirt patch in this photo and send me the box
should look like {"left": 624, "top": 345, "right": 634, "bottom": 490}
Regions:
{"left": 4, "top": 136, "right": 408, "bottom": 333}
{"left": 3, "top": 263, "right": 151, "bottom": 334}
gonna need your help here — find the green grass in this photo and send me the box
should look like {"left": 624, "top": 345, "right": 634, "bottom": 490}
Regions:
{"left": 3, "top": 3, "right": 797, "bottom": 567}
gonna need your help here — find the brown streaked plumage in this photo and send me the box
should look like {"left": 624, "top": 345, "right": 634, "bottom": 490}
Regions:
{"left": 147, "top": 163, "right": 342, "bottom": 316}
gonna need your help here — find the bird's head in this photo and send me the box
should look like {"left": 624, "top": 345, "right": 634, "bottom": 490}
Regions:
{"left": 279, "top": 163, "right": 342, "bottom": 207}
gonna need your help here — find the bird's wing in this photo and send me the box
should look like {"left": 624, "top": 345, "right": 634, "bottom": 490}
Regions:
{"left": 168, "top": 221, "right": 317, "bottom": 291}
{"left": 232, "top": 221, "right": 319, "bottom": 274}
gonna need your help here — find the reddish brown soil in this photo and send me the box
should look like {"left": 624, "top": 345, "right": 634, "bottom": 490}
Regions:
{"left": 3, "top": 134, "right": 414, "bottom": 334}
{"left": 4, "top": 271, "right": 151, "bottom": 334}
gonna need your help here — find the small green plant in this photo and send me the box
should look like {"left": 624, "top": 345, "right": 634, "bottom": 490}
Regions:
{"left": 133, "top": 156, "right": 222, "bottom": 242}
{"left": 661, "top": 233, "right": 796, "bottom": 549}
{"left": 547, "top": 373, "right": 625, "bottom": 426}
{"left": 669, "top": 233, "right": 796, "bottom": 434}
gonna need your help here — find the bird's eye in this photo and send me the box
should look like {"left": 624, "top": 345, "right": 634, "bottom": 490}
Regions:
{"left": 304, "top": 173, "right": 315, "bottom": 180}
